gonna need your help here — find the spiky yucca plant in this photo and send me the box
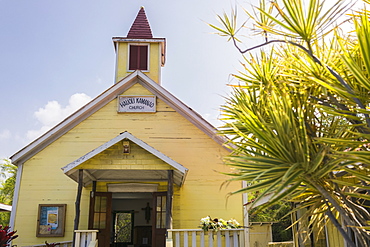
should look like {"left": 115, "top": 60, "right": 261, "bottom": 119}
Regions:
{"left": 211, "top": 0, "right": 370, "bottom": 246}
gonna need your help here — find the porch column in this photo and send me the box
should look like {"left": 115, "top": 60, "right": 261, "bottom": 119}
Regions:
{"left": 166, "top": 170, "right": 174, "bottom": 229}
{"left": 73, "top": 169, "right": 83, "bottom": 247}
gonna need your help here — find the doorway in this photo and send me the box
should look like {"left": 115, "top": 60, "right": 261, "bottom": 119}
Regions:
{"left": 111, "top": 193, "right": 153, "bottom": 247}
{"left": 112, "top": 211, "right": 134, "bottom": 247}
{"left": 90, "top": 192, "right": 167, "bottom": 247}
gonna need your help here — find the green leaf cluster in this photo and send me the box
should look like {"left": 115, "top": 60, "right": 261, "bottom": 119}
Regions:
{"left": 0, "top": 159, "right": 17, "bottom": 226}
{"left": 212, "top": 0, "right": 370, "bottom": 246}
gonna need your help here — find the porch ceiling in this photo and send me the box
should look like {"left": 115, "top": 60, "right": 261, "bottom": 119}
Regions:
{"left": 66, "top": 168, "right": 185, "bottom": 186}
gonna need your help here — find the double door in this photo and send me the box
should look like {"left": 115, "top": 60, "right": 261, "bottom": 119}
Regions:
{"left": 88, "top": 192, "right": 168, "bottom": 247}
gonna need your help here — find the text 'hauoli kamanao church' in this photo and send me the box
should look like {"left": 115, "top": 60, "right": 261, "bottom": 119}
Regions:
{"left": 10, "top": 7, "right": 243, "bottom": 247}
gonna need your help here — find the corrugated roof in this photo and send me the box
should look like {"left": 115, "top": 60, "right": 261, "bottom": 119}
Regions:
{"left": 127, "top": 7, "right": 153, "bottom": 39}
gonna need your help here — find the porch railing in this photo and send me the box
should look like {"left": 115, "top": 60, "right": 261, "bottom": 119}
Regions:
{"left": 23, "top": 240, "right": 73, "bottom": 247}
{"left": 74, "top": 230, "right": 98, "bottom": 247}
{"left": 21, "top": 230, "right": 97, "bottom": 247}
{"left": 167, "top": 229, "right": 245, "bottom": 247}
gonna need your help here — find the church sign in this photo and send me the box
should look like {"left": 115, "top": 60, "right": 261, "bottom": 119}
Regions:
{"left": 118, "top": 96, "right": 156, "bottom": 113}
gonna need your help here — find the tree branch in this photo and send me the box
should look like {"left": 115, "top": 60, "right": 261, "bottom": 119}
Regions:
{"left": 311, "top": 94, "right": 370, "bottom": 134}
{"left": 305, "top": 176, "right": 369, "bottom": 246}
{"left": 324, "top": 201, "right": 356, "bottom": 247}
{"left": 232, "top": 38, "right": 370, "bottom": 130}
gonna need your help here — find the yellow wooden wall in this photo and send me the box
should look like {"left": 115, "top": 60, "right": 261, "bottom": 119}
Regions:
{"left": 13, "top": 82, "right": 243, "bottom": 246}
{"left": 78, "top": 141, "right": 171, "bottom": 170}
{"left": 249, "top": 223, "right": 273, "bottom": 247}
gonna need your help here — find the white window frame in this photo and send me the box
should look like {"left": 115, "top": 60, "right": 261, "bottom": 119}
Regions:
{"left": 127, "top": 43, "right": 150, "bottom": 72}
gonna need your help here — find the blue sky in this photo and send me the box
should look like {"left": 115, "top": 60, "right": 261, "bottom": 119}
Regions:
{"left": 0, "top": 0, "right": 261, "bottom": 159}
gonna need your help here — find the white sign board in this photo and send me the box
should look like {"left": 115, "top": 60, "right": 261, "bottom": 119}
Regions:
{"left": 118, "top": 96, "right": 156, "bottom": 113}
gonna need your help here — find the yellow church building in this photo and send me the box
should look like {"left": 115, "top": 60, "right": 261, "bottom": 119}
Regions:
{"left": 9, "top": 7, "right": 245, "bottom": 247}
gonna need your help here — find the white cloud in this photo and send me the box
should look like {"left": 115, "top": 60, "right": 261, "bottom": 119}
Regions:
{"left": 26, "top": 93, "right": 91, "bottom": 141}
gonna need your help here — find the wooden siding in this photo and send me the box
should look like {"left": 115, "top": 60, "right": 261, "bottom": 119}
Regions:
{"left": 13, "top": 82, "right": 242, "bottom": 246}
{"left": 249, "top": 223, "right": 272, "bottom": 247}
{"left": 78, "top": 141, "right": 172, "bottom": 170}
{"left": 121, "top": 82, "right": 154, "bottom": 95}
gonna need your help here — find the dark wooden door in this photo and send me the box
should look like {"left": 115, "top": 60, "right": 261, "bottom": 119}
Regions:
{"left": 89, "top": 192, "right": 112, "bottom": 247}
{"left": 152, "top": 192, "right": 167, "bottom": 247}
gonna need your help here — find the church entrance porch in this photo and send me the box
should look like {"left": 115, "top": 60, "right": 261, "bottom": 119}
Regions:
{"left": 88, "top": 190, "right": 169, "bottom": 247}
{"left": 61, "top": 133, "right": 185, "bottom": 247}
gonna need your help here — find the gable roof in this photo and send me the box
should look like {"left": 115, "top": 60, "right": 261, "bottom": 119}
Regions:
{"left": 62, "top": 131, "right": 188, "bottom": 186}
{"left": 127, "top": 7, "right": 153, "bottom": 39}
{"left": 10, "top": 70, "right": 228, "bottom": 165}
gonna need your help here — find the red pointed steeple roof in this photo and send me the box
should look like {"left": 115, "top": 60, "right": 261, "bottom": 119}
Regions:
{"left": 127, "top": 7, "right": 153, "bottom": 39}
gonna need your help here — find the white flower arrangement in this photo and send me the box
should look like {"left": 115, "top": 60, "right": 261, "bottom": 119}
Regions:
{"left": 199, "top": 216, "right": 240, "bottom": 232}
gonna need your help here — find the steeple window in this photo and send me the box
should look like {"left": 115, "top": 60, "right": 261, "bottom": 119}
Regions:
{"left": 129, "top": 45, "right": 148, "bottom": 71}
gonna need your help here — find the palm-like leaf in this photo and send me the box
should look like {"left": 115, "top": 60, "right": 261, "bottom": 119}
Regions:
{"left": 209, "top": 8, "right": 244, "bottom": 43}
{"left": 212, "top": 0, "right": 370, "bottom": 245}
{"left": 255, "top": 0, "right": 351, "bottom": 44}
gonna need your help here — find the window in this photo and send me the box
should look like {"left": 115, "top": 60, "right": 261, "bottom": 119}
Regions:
{"left": 92, "top": 195, "right": 107, "bottom": 229}
{"left": 129, "top": 45, "right": 148, "bottom": 71}
{"left": 155, "top": 194, "right": 166, "bottom": 228}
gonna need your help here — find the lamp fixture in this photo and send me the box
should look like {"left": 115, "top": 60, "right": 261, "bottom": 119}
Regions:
{"left": 122, "top": 140, "right": 130, "bottom": 154}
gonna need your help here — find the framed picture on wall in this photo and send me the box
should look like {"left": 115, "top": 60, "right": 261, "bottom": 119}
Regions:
{"left": 36, "top": 204, "right": 66, "bottom": 237}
